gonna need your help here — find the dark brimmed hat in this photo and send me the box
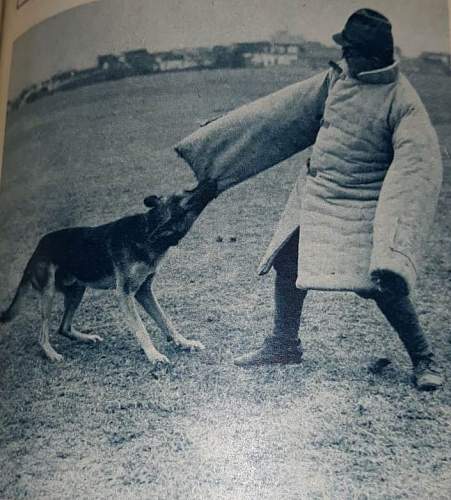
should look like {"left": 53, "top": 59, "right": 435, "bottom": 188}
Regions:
{"left": 332, "top": 8, "right": 394, "bottom": 57}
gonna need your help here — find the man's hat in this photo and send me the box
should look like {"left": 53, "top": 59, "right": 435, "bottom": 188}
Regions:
{"left": 332, "top": 8, "right": 394, "bottom": 57}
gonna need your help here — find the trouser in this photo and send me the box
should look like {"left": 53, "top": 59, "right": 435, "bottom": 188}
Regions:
{"left": 271, "top": 229, "right": 433, "bottom": 365}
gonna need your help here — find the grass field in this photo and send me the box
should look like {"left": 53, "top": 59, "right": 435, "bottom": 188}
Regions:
{"left": 1, "top": 65, "right": 451, "bottom": 499}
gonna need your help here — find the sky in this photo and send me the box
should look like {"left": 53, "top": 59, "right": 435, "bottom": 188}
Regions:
{"left": 9, "top": 0, "right": 450, "bottom": 99}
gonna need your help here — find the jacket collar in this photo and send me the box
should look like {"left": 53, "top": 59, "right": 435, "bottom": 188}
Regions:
{"left": 331, "top": 59, "right": 400, "bottom": 84}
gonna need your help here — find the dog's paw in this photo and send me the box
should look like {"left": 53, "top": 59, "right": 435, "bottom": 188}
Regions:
{"left": 147, "top": 352, "right": 170, "bottom": 366}
{"left": 171, "top": 336, "right": 205, "bottom": 351}
{"left": 46, "top": 350, "right": 64, "bottom": 363}
{"left": 60, "top": 328, "right": 103, "bottom": 344}
{"left": 85, "top": 334, "right": 103, "bottom": 343}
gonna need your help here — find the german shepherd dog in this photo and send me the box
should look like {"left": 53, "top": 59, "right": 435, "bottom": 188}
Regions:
{"left": 0, "top": 179, "right": 217, "bottom": 366}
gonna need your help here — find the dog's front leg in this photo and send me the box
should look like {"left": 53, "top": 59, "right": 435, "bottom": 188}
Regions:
{"left": 115, "top": 276, "right": 170, "bottom": 366}
{"left": 135, "top": 275, "right": 205, "bottom": 351}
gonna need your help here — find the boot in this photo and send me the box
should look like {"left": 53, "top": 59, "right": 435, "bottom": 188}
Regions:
{"left": 375, "top": 292, "right": 443, "bottom": 391}
{"left": 234, "top": 268, "right": 306, "bottom": 367}
{"left": 413, "top": 354, "right": 443, "bottom": 391}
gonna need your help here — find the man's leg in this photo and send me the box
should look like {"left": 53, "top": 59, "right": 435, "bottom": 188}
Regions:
{"left": 234, "top": 230, "right": 306, "bottom": 367}
{"left": 373, "top": 278, "right": 442, "bottom": 390}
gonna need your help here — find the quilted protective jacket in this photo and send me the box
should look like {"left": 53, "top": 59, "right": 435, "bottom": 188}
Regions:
{"left": 175, "top": 60, "right": 442, "bottom": 295}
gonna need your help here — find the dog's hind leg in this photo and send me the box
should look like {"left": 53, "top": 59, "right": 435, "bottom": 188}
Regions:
{"left": 58, "top": 284, "right": 103, "bottom": 343}
{"left": 135, "top": 275, "right": 205, "bottom": 351}
{"left": 39, "top": 264, "right": 63, "bottom": 362}
{"left": 116, "top": 275, "right": 170, "bottom": 366}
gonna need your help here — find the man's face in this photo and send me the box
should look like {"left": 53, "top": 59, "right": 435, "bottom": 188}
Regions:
{"left": 342, "top": 46, "right": 382, "bottom": 78}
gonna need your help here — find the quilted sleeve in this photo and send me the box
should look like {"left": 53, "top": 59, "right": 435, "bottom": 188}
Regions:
{"left": 174, "top": 69, "right": 332, "bottom": 194}
{"left": 370, "top": 80, "right": 443, "bottom": 294}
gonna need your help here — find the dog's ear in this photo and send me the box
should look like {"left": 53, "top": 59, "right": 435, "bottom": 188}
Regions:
{"left": 143, "top": 195, "right": 162, "bottom": 208}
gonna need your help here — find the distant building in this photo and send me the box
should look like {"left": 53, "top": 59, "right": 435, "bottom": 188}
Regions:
{"left": 97, "top": 54, "right": 130, "bottom": 79}
{"left": 247, "top": 51, "right": 296, "bottom": 66}
{"left": 270, "top": 31, "right": 305, "bottom": 62}
{"left": 211, "top": 45, "right": 241, "bottom": 68}
{"left": 234, "top": 42, "right": 271, "bottom": 67}
{"left": 400, "top": 51, "right": 451, "bottom": 74}
{"left": 16, "top": 34, "right": 423, "bottom": 112}
{"left": 420, "top": 51, "right": 451, "bottom": 66}
{"left": 187, "top": 47, "right": 216, "bottom": 68}
{"left": 235, "top": 33, "right": 340, "bottom": 68}
{"left": 302, "top": 41, "right": 340, "bottom": 62}
{"left": 124, "top": 49, "right": 158, "bottom": 74}
{"left": 98, "top": 54, "right": 125, "bottom": 70}
{"left": 51, "top": 69, "right": 77, "bottom": 84}
{"left": 236, "top": 33, "right": 304, "bottom": 67}
{"left": 154, "top": 50, "right": 199, "bottom": 72}
{"left": 418, "top": 51, "right": 451, "bottom": 74}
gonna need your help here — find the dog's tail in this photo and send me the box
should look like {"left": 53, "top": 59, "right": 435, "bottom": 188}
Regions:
{"left": 0, "top": 271, "right": 31, "bottom": 324}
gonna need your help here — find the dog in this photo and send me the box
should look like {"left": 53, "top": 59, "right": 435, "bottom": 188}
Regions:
{"left": 0, "top": 179, "right": 218, "bottom": 366}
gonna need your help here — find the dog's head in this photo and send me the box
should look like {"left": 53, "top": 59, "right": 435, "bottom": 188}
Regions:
{"left": 144, "top": 179, "right": 218, "bottom": 247}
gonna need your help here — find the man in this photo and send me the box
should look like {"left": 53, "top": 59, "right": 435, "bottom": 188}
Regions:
{"left": 175, "top": 9, "right": 443, "bottom": 390}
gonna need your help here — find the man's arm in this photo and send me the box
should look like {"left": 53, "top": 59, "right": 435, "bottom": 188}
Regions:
{"left": 370, "top": 79, "right": 443, "bottom": 295}
{"left": 175, "top": 69, "right": 334, "bottom": 194}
